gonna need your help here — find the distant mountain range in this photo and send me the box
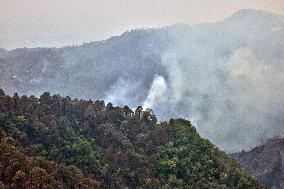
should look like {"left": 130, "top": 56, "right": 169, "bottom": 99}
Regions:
{"left": 232, "top": 137, "right": 284, "bottom": 189}
{"left": 1, "top": 9, "right": 283, "bottom": 152}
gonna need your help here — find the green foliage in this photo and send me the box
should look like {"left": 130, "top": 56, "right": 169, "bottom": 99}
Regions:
{"left": 0, "top": 137, "right": 100, "bottom": 188}
{"left": 0, "top": 90, "right": 266, "bottom": 188}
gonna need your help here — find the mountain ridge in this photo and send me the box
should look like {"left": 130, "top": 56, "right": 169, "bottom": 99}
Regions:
{"left": 1, "top": 9, "right": 283, "bottom": 51}
{"left": 0, "top": 89, "right": 266, "bottom": 188}
{"left": 0, "top": 9, "right": 283, "bottom": 152}
{"left": 232, "top": 137, "right": 284, "bottom": 189}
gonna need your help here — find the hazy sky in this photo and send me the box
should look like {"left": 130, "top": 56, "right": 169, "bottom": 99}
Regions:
{"left": 0, "top": 0, "right": 283, "bottom": 49}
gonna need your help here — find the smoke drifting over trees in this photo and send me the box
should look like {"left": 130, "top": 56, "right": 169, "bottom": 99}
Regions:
{"left": 0, "top": 9, "right": 283, "bottom": 152}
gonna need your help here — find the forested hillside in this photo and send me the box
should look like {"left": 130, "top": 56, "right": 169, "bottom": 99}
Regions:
{"left": 232, "top": 137, "right": 284, "bottom": 189}
{"left": 1, "top": 10, "right": 283, "bottom": 151}
{"left": 0, "top": 89, "right": 265, "bottom": 188}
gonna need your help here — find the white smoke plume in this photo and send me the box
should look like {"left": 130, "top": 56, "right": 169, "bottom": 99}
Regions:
{"left": 3, "top": 10, "right": 283, "bottom": 152}
{"left": 143, "top": 75, "right": 168, "bottom": 109}
{"left": 149, "top": 46, "right": 284, "bottom": 152}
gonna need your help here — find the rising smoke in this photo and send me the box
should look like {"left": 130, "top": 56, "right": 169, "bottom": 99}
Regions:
{"left": 2, "top": 10, "right": 283, "bottom": 152}
{"left": 141, "top": 43, "right": 284, "bottom": 152}
{"left": 138, "top": 11, "right": 284, "bottom": 151}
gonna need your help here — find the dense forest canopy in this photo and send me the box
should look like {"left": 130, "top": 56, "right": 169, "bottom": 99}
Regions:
{"left": 1, "top": 10, "right": 283, "bottom": 152}
{"left": 0, "top": 89, "right": 266, "bottom": 188}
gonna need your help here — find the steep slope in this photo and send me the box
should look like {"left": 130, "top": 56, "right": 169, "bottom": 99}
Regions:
{"left": 0, "top": 89, "right": 266, "bottom": 188}
{"left": 232, "top": 137, "right": 284, "bottom": 189}
{"left": 0, "top": 9, "right": 284, "bottom": 151}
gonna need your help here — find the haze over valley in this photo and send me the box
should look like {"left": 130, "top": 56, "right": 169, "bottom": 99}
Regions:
{"left": 1, "top": 9, "right": 283, "bottom": 152}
